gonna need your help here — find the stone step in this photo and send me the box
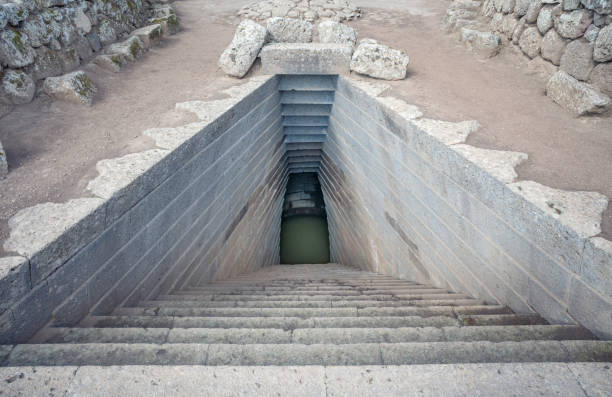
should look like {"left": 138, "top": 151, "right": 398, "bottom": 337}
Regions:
{"left": 81, "top": 315, "right": 462, "bottom": 329}
{"left": 156, "top": 293, "right": 465, "bottom": 302}
{"left": 286, "top": 149, "right": 323, "bottom": 157}
{"left": 285, "top": 142, "right": 324, "bottom": 151}
{"left": 4, "top": 340, "right": 611, "bottom": 366}
{"left": 287, "top": 156, "right": 322, "bottom": 164}
{"left": 283, "top": 116, "right": 329, "bottom": 127}
{"left": 289, "top": 168, "right": 320, "bottom": 174}
{"left": 281, "top": 104, "right": 332, "bottom": 116}
{"left": 288, "top": 161, "right": 323, "bottom": 169}
{"left": 284, "top": 135, "right": 328, "bottom": 144}
{"left": 34, "top": 325, "right": 594, "bottom": 345}
{"left": 459, "top": 314, "right": 549, "bottom": 326}
{"left": 284, "top": 126, "right": 328, "bottom": 135}
{"left": 179, "top": 288, "right": 453, "bottom": 296}
{"left": 113, "top": 305, "right": 512, "bottom": 318}
{"left": 280, "top": 91, "right": 335, "bottom": 105}
{"left": 138, "top": 298, "right": 484, "bottom": 309}
{"left": 278, "top": 75, "right": 336, "bottom": 91}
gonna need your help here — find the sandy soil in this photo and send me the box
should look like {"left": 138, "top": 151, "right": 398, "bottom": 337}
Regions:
{"left": 0, "top": 0, "right": 610, "bottom": 257}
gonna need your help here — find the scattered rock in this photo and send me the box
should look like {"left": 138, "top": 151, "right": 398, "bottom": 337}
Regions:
{"left": 508, "top": 180, "right": 608, "bottom": 238}
{"left": 519, "top": 26, "right": 543, "bottom": 58}
{"left": 546, "top": 70, "right": 610, "bottom": 115}
{"left": 92, "top": 54, "right": 128, "bottom": 73}
{"left": 0, "top": 29, "right": 36, "bottom": 68}
{"left": 589, "top": 62, "right": 612, "bottom": 96}
{"left": 541, "top": 28, "right": 568, "bottom": 64}
{"left": 460, "top": 28, "right": 501, "bottom": 57}
{"left": 218, "top": 19, "right": 267, "bottom": 78}
{"left": 593, "top": 24, "right": 612, "bottom": 61}
{"left": 266, "top": 17, "right": 313, "bottom": 43}
{"left": 555, "top": 9, "right": 593, "bottom": 39}
{"left": 131, "top": 24, "right": 163, "bottom": 49}
{"left": 0, "top": 70, "right": 35, "bottom": 105}
{"left": 560, "top": 39, "right": 594, "bottom": 80}
{"left": 350, "top": 39, "right": 410, "bottom": 80}
{"left": 0, "top": 139, "right": 7, "bottom": 178}
{"left": 318, "top": 20, "right": 357, "bottom": 47}
{"left": 43, "top": 70, "right": 97, "bottom": 105}
{"left": 106, "top": 36, "right": 146, "bottom": 62}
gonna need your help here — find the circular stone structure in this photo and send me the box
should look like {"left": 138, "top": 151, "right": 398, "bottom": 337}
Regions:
{"left": 237, "top": 0, "right": 361, "bottom": 22}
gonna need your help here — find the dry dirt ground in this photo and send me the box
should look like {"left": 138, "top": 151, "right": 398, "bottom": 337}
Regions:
{"left": 0, "top": 0, "right": 611, "bottom": 257}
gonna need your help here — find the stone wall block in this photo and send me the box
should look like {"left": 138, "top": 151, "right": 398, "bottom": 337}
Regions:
{"left": 559, "top": 39, "right": 595, "bottom": 80}
{"left": 519, "top": 26, "right": 543, "bottom": 58}
{"left": 588, "top": 62, "right": 612, "bottom": 96}
{"left": 546, "top": 70, "right": 610, "bottom": 114}
{"left": 541, "top": 28, "right": 568, "bottom": 64}
{"left": 593, "top": 24, "right": 612, "bottom": 61}
{"left": 555, "top": 9, "right": 594, "bottom": 38}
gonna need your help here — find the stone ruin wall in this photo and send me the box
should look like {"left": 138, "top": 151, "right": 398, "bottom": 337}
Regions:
{"left": 446, "top": 0, "right": 611, "bottom": 112}
{"left": 0, "top": 0, "right": 174, "bottom": 109}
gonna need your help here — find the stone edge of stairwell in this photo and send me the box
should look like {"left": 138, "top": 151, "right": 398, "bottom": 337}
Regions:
{"left": 0, "top": 75, "right": 278, "bottom": 343}
{"left": 339, "top": 76, "right": 612, "bottom": 340}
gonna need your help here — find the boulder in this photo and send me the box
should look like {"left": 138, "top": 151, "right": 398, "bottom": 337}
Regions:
{"left": 526, "top": 0, "right": 543, "bottom": 23}
{"left": 43, "top": 71, "right": 97, "bottom": 105}
{"left": 0, "top": 29, "right": 35, "bottom": 68}
{"left": 0, "top": 139, "right": 6, "bottom": 178}
{"left": 589, "top": 62, "right": 612, "bottom": 96}
{"left": 92, "top": 54, "right": 128, "bottom": 73}
{"left": 580, "top": 0, "right": 612, "bottom": 15}
{"left": 460, "top": 28, "right": 501, "bottom": 57}
{"left": 318, "top": 20, "right": 357, "bottom": 47}
{"left": 519, "top": 27, "right": 543, "bottom": 58}
{"left": 106, "top": 36, "right": 146, "bottom": 62}
{"left": 266, "top": 17, "right": 313, "bottom": 43}
{"left": 593, "top": 24, "right": 612, "bottom": 61}
{"left": 546, "top": 70, "right": 610, "bottom": 115}
{"left": 150, "top": 14, "right": 180, "bottom": 35}
{"left": 218, "top": 20, "right": 267, "bottom": 78}
{"left": 537, "top": 5, "right": 557, "bottom": 34}
{"left": 541, "top": 28, "right": 568, "bottom": 64}
{"left": 555, "top": 10, "right": 593, "bottom": 39}
{"left": 0, "top": 70, "right": 35, "bottom": 105}
{"left": 350, "top": 39, "right": 410, "bottom": 80}
{"left": 131, "top": 24, "right": 163, "bottom": 49}
{"left": 560, "top": 39, "right": 594, "bottom": 80}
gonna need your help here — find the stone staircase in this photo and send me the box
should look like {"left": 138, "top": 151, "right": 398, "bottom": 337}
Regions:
{"left": 2, "top": 264, "right": 610, "bottom": 366}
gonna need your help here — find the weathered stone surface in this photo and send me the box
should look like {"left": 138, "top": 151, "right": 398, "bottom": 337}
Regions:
{"left": 106, "top": 36, "right": 146, "bottom": 62}
{"left": 508, "top": 180, "right": 608, "bottom": 238}
{"left": 0, "top": 367, "right": 78, "bottom": 396}
{"left": 412, "top": 119, "right": 480, "bottom": 145}
{"left": 514, "top": 0, "right": 531, "bottom": 15}
{"left": 560, "top": 39, "right": 594, "bottom": 80}
{"left": 175, "top": 98, "right": 239, "bottom": 121}
{"left": 452, "top": 145, "right": 528, "bottom": 183}
{"left": 97, "top": 19, "right": 116, "bottom": 46}
{"left": 43, "top": 71, "right": 97, "bottom": 105}
{"left": 444, "top": 0, "right": 480, "bottom": 32}
{"left": 92, "top": 54, "right": 128, "bottom": 73}
{"left": 512, "top": 16, "right": 528, "bottom": 44}
{"left": 131, "top": 24, "right": 163, "bottom": 49}
{"left": 489, "top": 12, "right": 504, "bottom": 32}
{"left": 3, "top": 198, "right": 105, "bottom": 282}
{"left": 376, "top": 97, "right": 423, "bottom": 120}
{"left": 219, "top": 20, "right": 267, "bottom": 78}
{"left": 87, "top": 149, "right": 170, "bottom": 199}
{"left": 266, "top": 17, "right": 313, "bottom": 43}
{"left": 74, "top": 7, "right": 91, "bottom": 33}
{"left": 347, "top": 79, "right": 390, "bottom": 97}
{"left": 593, "top": 24, "right": 612, "bottom": 61}
{"left": 541, "top": 28, "right": 568, "bottom": 64}
{"left": 350, "top": 39, "right": 410, "bottom": 80}
{"left": 0, "top": 29, "right": 35, "bottom": 68}
{"left": 318, "top": 21, "right": 357, "bottom": 47}
{"left": 589, "top": 62, "right": 612, "bottom": 96}
{"left": 519, "top": 27, "right": 543, "bottom": 58}
{"left": 546, "top": 70, "right": 610, "bottom": 115}
{"left": 238, "top": 0, "right": 361, "bottom": 22}
{"left": 562, "top": 0, "right": 581, "bottom": 10}
{"left": 526, "top": 55, "right": 560, "bottom": 79}
{"left": 584, "top": 24, "right": 599, "bottom": 42}
{"left": 460, "top": 28, "right": 501, "bottom": 57}
{"left": 0, "top": 70, "right": 35, "bottom": 105}
{"left": 555, "top": 9, "right": 594, "bottom": 38}
{"left": 501, "top": 14, "right": 519, "bottom": 38}
{"left": 526, "top": 0, "right": 544, "bottom": 23}
{"left": 0, "top": 139, "right": 7, "bottom": 178}
{"left": 537, "top": 5, "right": 557, "bottom": 33}
{"left": 261, "top": 43, "right": 352, "bottom": 75}
{"left": 0, "top": 256, "right": 29, "bottom": 314}
{"left": 580, "top": 0, "right": 612, "bottom": 14}
{"left": 151, "top": 14, "right": 180, "bottom": 36}
{"left": 502, "top": 0, "right": 516, "bottom": 13}
{"left": 144, "top": 122, "right": 209, "bottom": 150}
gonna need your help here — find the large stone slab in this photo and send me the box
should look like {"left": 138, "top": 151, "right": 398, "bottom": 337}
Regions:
{"left": 350, "top": 39, "right": 410, "bottom": 80}
{"left": 452, "top": 145, "right": 528, "bottom": 183}
{"left": 261, "top": 43, "right": 352, "bottom": 75}
{"left": 219, "top": 19, "right": 267, "bottom": 78}
{"left": 546, "top": 70, "right": 610, "bottom": 115}
{"left": 43, "top": 71, "right": 97, "bottom": 106}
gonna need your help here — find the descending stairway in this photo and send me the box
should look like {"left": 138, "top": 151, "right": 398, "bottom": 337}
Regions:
{"left": 1, "top": 264, "right": 611, "bottom": 366}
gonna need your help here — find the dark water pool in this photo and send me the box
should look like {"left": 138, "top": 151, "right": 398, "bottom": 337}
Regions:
{"left": 280, "top": 215, "right": 330, "bottom": 264}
